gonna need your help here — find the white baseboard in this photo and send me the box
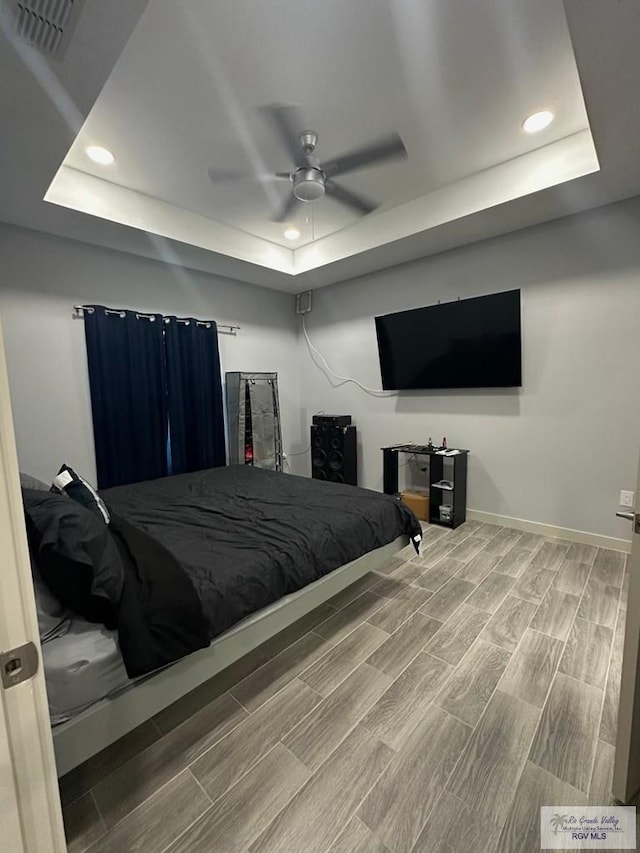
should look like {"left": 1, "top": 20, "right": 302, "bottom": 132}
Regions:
{"left": 467, "top": 508, "right": 631, "bottom": 554}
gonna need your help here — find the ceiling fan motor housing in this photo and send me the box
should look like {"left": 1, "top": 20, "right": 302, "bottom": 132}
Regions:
{"left": 292, "top": 167, "right": 326, "bottom": 202}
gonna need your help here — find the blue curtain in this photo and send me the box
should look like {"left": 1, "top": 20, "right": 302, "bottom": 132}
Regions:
{"left": 84, "top": 306, "right": 168, "bottom": 489}
{"left": 164, "top": 317, "right": 226, "bottom": 474}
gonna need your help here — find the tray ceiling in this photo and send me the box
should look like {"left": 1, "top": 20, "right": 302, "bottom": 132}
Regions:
{"left": 44, "top": 0, "right": 598, "bottom": 278}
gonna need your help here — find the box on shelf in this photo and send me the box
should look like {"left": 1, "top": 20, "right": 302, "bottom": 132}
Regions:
{"left": 439, "top": 504, "right": 453, "bottom": 523}
{"left": 401, "top": 489, "right": 429, "bottom": 521}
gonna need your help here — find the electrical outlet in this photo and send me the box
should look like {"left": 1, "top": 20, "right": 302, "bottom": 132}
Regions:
{"left": 620, "top": 490, "right": 634, "bottom": 508}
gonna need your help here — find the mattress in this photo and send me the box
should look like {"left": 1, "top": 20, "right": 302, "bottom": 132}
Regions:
{"left": 43, "top": 618, "right": 131, "bottom": 725}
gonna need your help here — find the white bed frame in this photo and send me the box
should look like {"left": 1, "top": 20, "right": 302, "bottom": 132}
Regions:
{"left": 53, "top": 535, "right": 408, "bottom": 776}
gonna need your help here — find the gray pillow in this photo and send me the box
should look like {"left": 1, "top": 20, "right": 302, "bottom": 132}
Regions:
{"left": 20, "top": 472, "right": 50, "bottom": 492}
{"left": 20, "top": 476, "right": 71, "bottom": 641}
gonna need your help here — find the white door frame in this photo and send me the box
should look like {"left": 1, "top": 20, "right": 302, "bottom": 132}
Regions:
{"left": 613, "top": 451, "right": 640, "bottom": 803}
{"left": 0, "top": 315, "right": 66, "bottom": 851}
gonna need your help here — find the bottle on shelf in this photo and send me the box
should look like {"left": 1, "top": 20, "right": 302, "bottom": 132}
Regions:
{"left": 441, "top": 436, "right": 447, "bottom": 450}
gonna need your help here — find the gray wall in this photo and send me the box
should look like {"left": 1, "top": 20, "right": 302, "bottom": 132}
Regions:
{"left": 298, "top": 197, "right": 640, "bottom": 540}
{"left": 3, "top": 197, "right": 640, "bottom": 541}
{"left": 0, "top": 224, "right": 306, "bottom": 484}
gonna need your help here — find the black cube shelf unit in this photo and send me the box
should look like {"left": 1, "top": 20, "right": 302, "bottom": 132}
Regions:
{"left": 382, "top": 444, "right": 469, "bottom": 529}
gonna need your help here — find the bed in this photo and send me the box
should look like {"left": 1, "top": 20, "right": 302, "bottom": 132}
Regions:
{"left": 28, "top": 466, "right": 420, "bottom": 775}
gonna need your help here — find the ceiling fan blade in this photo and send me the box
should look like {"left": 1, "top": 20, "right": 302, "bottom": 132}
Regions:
{"left": 208, "top": 167, "right": 290, "bottom": 184}
{"left": 207, "top": 167, "right": 246, "bottom": 182}
{"left": 324, "top": 180, "right": 377, "bottom": 215}
{"left": 260, "top": 104, "right": 309, "bottom": 169}
{"left": 272, "top": 191, "right": 299, "bottom": 222}
{"left": 322, "top": 132, "right": 407, "bottom": 178}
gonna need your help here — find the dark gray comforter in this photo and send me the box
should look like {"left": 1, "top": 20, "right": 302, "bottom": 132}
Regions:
{"left": 101, "top": 466, "right": 420, "bottom": 638}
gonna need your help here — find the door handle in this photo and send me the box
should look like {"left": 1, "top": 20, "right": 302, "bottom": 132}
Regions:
{"left": 616, "top": 511, "right": 635, "bottom": 521}
{"left": 616, "top": 510, "right": 640, "bottom": 533}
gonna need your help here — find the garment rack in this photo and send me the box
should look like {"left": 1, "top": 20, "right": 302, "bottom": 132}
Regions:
{"left": 72, "top": 304, "right": 240, "bottom": 335}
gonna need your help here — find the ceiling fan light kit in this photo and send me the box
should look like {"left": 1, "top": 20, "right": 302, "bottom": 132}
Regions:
{"left": 292, "top": 168, "right": 326, "bottom": 202}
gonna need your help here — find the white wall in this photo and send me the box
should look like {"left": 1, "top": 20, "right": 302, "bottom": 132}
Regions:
{"left": 0, "top": 224, "right": 306, "bottom": 484}
{"left": 298, "top": 197, "right": 640, "bottom": 540}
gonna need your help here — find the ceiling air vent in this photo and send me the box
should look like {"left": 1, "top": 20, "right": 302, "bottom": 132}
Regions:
{"left": 8, "top": 0, "right": 85, "bottom": 58}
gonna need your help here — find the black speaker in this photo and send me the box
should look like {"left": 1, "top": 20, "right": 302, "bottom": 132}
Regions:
{"left": 312, "top": 414, "right": 352, "bottom": 428}
{"left": 311, "top": 424, "right": 357, "bottom": 486}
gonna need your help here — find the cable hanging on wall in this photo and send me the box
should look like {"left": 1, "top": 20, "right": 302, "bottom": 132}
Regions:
{"left": 301, "top": 314, "right": 397, "bottom": 397}
{"left": 73, "top": 305, "right": 241, "bottom": 335}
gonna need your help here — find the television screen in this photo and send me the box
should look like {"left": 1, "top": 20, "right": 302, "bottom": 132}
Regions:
{"left": 375, "top": 289, "right": 522, "bottom": 390}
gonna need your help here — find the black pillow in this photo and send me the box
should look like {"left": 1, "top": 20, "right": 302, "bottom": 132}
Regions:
{"left": 22, "top": 489, "right": 124, "bottom": 627}
{"left": 51, "top": 464, "right": 110, "bottom": 524}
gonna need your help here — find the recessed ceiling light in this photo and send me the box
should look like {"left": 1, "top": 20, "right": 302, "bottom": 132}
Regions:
{"left": 86, "top": 145, "right": 115, "bottom": 165}
{"left": 284, "top": 228, "right": 300, "bottom": 241}
{"left": 522, "top": 110, "right": 554, "bottom": 134}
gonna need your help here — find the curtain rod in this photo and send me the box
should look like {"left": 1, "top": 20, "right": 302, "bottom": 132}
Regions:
{"left": 73, "top": 305, "right": 240, "bottom": 335}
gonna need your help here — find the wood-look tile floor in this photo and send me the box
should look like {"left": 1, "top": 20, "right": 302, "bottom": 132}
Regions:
{"left": 60, "top": 521, "right": 631, "bottom": 853}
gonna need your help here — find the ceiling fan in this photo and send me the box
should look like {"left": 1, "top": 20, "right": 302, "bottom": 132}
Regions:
{"left": 208, "top": 104, "right": 408, "bottom": 222}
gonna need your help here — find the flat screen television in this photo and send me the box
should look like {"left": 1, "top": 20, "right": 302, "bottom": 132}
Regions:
{"left": 375, "top": 289, "right": 522, "bottom": 390}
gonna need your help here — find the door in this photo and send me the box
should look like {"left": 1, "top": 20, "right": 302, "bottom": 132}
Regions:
{"left": 613, "top": 453, "right": 640, "bottom": 803}
{"left": 0, "top": 317, "right": 66, "bottom": 852}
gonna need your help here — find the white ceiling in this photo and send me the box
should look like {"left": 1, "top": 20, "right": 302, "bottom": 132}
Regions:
{"left": 2, "top": 1, "right": 640, "bottom": 291}
{"left": 61, "top": 0, "right": 590, "bottom": 249}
